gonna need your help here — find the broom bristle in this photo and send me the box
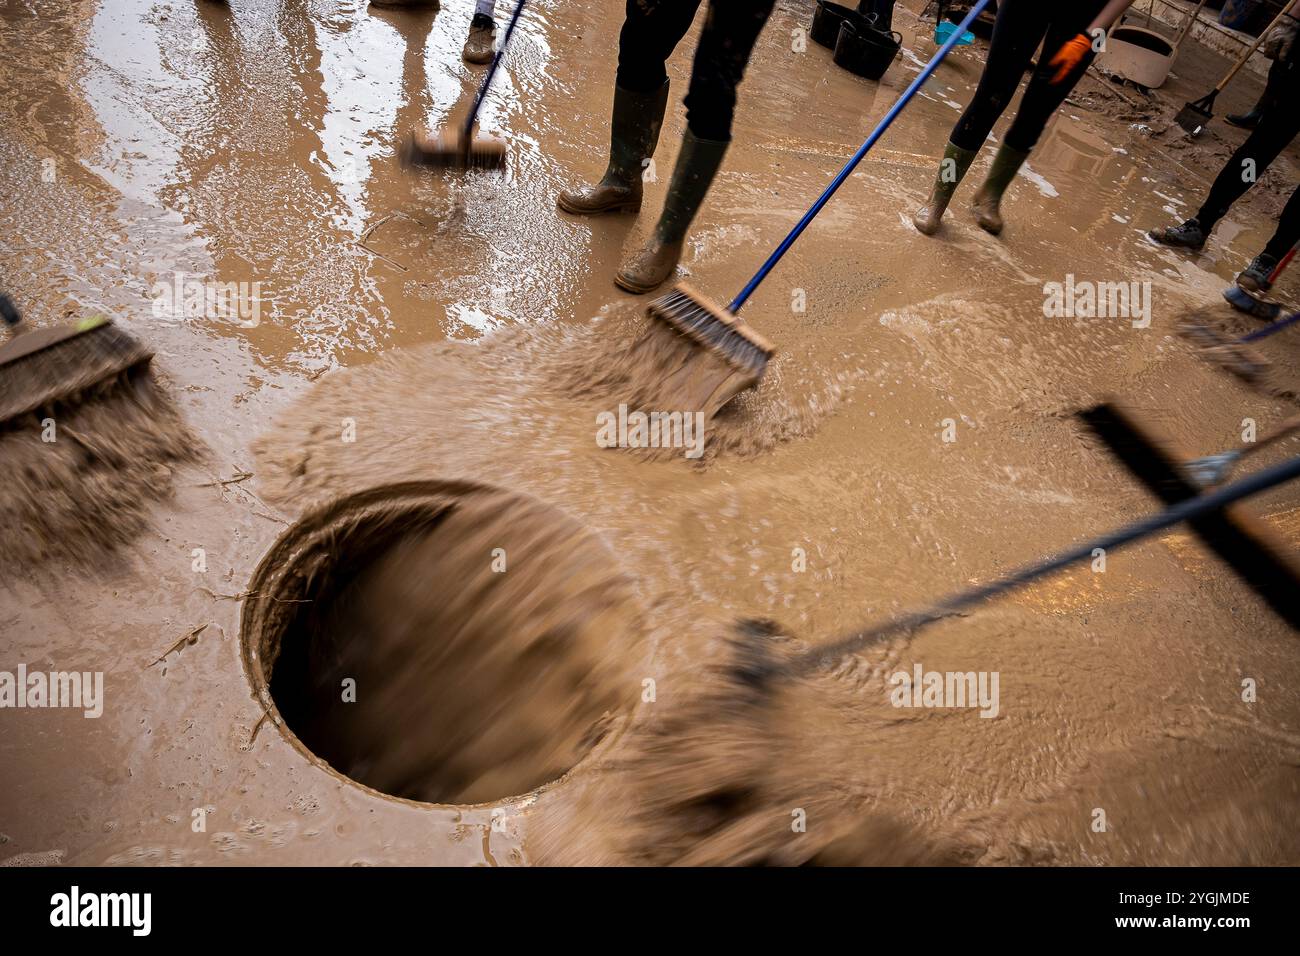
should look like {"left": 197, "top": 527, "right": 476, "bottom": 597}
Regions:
{"left": 622, "top": 619, "right": 790, "bottom": 864}
{"left": 1222, "top": 284, "right": 1282, "bottom": 320}
{"left": 647, "top": 283, "right": 774, "bottom": 381}
{"left": 1177, "top": 316, "right": 1268, "bottom": 382}
{"left": 402, "top": 129, "right": 507, "bottom": 172}
{"left": 0, "top": 321, "right": 154, "bottom": 426}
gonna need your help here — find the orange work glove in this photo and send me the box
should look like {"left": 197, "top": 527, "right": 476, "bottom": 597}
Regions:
{"left": 1048, "top": 32, "right": 1094, "bottom": 85}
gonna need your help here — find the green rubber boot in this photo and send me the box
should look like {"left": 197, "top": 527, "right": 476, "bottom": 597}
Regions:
{"left": 615, "top": 130, "right": 729, "bottom": 294}
{"left": 913, "top": 141, "right": 978, "bottom": 236}
{"left": 557, "top": 81, "right": 670, "bottom": 215}
{"left": 971, "top": 142, "right": 1031, "bottom": 236}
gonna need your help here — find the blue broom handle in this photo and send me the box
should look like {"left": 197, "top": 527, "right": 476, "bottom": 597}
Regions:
{"left": 728, "top": 0, "right": 992, "bottom": 314}
{"left": 1240, "top": 309, "right": 1300, "bottom": 343}
{"left": 463, "top": 0, "right": 528, "bottom": 140}
{"left": 801, "top": 451, "right": 1300, "bottom": 668}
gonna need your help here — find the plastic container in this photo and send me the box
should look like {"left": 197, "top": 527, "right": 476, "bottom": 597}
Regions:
{"left": 935, "top": 20, "right": 976, "bottom": 46}
{"left": 1097, "top": 25, "right": 1176, "bottom": 89}
{"left": 834, "top": 19, "right": 902, "bottom": 80}
{"left": 812, "top": 1, "right": 868, "bottom": 49}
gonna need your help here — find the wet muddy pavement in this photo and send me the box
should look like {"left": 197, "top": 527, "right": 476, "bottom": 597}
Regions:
{"left": 2, "top": 0, "right": 1298, "bottom": 865}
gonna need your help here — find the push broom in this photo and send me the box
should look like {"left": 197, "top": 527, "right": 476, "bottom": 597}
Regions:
{"left": 1182, "top": 413, "right": 1300, "bottom": 488}
{"left": 1179, "top": 304, "right": 1300, "bottom": 382}
{"left": 0, "top": 292, "right": 154, "bottom": 427}
{"left": 639, "top": 0, "right": 994, "bottom": 417}
{"left": 1175, "top": 4, "right": 1293, "bottom": 136}
{"left": 402, "top": 0, "right": 527, "bottom": 172}
{"left": 629, "top": 441, "right": 1300, "bottom": 860}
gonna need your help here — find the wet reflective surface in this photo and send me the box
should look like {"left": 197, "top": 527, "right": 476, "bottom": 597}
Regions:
{"left": 2, "top": 0, "right": 1298, "bottom": 865}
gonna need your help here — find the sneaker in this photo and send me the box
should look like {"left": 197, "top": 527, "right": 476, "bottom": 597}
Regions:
{"left": 1148, "top": 218, "right": 1206, "bottom": 250}
{"left": 463, "top": 13, "right": 496, "bottom": 64}
{"left": 1237, "top": 253, "right": 1280, "bottom": 294}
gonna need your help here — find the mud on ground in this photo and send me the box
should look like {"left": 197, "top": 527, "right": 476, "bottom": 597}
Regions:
{"left": 1, "top": 0, "right": 1298, "bottom": 866}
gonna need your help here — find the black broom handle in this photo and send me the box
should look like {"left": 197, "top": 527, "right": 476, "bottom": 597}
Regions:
{"left": 463, "top": 0, "right": 528, "bottom": 140}
{"left": 797, "top": 453, "right": 1300, "bottom": 671}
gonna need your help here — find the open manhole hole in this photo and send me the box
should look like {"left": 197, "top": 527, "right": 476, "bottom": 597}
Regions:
{"left": 241, "top": 481, "right": 644, "bottom": 806}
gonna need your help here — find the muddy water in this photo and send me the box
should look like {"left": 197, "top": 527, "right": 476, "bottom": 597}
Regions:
{"left": 2, "top": 0, "right": 1299, "bottom": 866}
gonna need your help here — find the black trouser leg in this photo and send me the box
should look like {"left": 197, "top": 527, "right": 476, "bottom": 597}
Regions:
{"left": 950, "top": 0, "right": 1051, "bottom": 151}
{"left": 615, "top": 0, "right": 703, "bottom": 93}
{"left": 1003, "top": 3, "right": 1104, "bottom": 152}
{"left": 1197, "top": 76, "right": 1300, "bottom": 228}
{"left": 613, "top": 0, "right": 774, "bottom": 142}
{"left": 682, "top": 0, "right": 776, "bottom": 141}
{"left": 1263, "top": 182, "right": 1300, "bottom": 261}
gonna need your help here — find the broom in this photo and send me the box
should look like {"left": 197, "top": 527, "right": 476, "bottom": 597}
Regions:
{"left": 1175, "top": 4, "right": 1293, "bottom": 136}
{"left": 630, "top": 449, "right": 1300, "bottom": 860}
{"left": 1179, "top": 305, "right": 1300, "bottom": 382}
{"left": 1182, "top": 413, "right": 1300, "bottom": 488}
{"left": 640, "top": 0, "right": 994, "bottom": 415}
{"left": 0, "top": 293, "right": 154, "bottom": 427}
{"left": 401, "top": 0, "right": 526, "bottom": 172}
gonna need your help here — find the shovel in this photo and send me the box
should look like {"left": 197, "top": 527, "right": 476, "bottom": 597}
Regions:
{"left": 1176, "top": 4, "right": 1293, "bottom": 135}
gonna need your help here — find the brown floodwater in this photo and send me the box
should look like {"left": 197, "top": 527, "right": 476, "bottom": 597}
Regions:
{"left": 2, "top": 0, "right": 1298, "bottom": 866}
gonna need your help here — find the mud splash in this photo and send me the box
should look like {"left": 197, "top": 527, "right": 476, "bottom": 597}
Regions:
{"left": 252, "top": 304, "right": 850, "bottom": 503}
{"left": 531, "top": 619, "right": 977, "bottom": 866}
{"left": 243, "top": 481, "right": 644, "bottom": 806}
{"left": 0, "top": 372, "right": 199, "bottom": 574}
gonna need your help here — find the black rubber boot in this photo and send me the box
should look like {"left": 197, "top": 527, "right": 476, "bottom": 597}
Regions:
{"left": 1225, "top": 107, "right": 1263, "bottom": 130}
{"left": 557, "top": 81, "right": 670, "bottom": 215}
{"left": 1237, "top": 252, "right": 1280, "bottom": 294}
{"left": 1148, "top": 218, "right": 1207, "bottom": 251}
{"left": 971, "top": 142, "right": 1030, "bottom": 236}
{"left": 615, "top": 130, "right": 729, "bottom": 294}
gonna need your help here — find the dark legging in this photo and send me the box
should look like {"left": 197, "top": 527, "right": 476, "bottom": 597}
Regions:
{"left": 950, "top": 0, "right": 1107, "bottom": 153}
{"left": 614, "top": 0, "right": 775, "bottom": 142}
{"left": 1196, "top": 59, "right": 1300, "bottom": 260}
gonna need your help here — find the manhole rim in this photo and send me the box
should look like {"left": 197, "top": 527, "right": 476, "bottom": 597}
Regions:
{"left": 238, "top": 478, "right": 641, "bottom": 811}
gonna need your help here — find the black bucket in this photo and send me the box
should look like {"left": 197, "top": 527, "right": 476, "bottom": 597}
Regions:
{"left": 833, "top": 20, "right": 901, "bottom": 81}
{"left": 811, "top": 1, "right": 869, "bottom": 49}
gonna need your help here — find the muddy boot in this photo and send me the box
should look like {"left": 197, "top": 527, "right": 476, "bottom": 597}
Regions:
{"left": 615, "top": 131, "right": 728, "bottom": 294}
{"left": 1237, "top": 252, "right": 1280, "bottom": 294}
{"left": 970, "top": 142, "right": 1029, "bottom": 236}
{"left": 462, "top": 13, "right": 495, "bottom": 64}
{"left": 913, "top": 142, "right": 977, "bottom": 236}
{"left": 1148, "top": 218, "right": 1207, "bottom": 251}
{"left": 557, "top": 81, "right": 670, "bottom": 216}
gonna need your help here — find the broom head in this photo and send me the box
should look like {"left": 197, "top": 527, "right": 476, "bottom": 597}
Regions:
{"left": 1223, "top": 283, "right": 1282, "bottom": 321}
{"left": 400, "top": 127, "right": 507, "bottom": 172}
{"left": 641, "top": 282, "right": 774, "bottom": 417}
{"left": 1177, "top": 315, "right": 1267, "bottom": 383}
{"left": 0, "top": 317, "right": 154, "bottom": 426}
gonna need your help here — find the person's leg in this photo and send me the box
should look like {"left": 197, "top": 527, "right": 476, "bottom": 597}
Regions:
{"left": 870, "top": 0, "right": 896, "bottom": 33}
{"left": 1227, "top": 57, "right": 1288, "bottom": 129}
{"left": 1152, "top": 89, "right": 1300, "bottom": 250}
{"left": 1200, "top": 119, "right": 1299, "bottom": 226}
{"left": 914, "top": 0, "right": 1048, "bottom": 235}
{"left": 969, "top": 2, "right": 1103, "bottom": 234}
{"left": 1153, "top": 60, "right": 1300, "bottom": 248}
{"left": 1238, "top": 182, "right": 1300, "bottom": 292}
{"left": 616, "top": 0, "right": 776, "bottom": 293}
{"left": 463, "top": 0, "right": 498, "bottom": 64}
{"left": 558, "top": 1, "right": 700, "bottom": 216}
